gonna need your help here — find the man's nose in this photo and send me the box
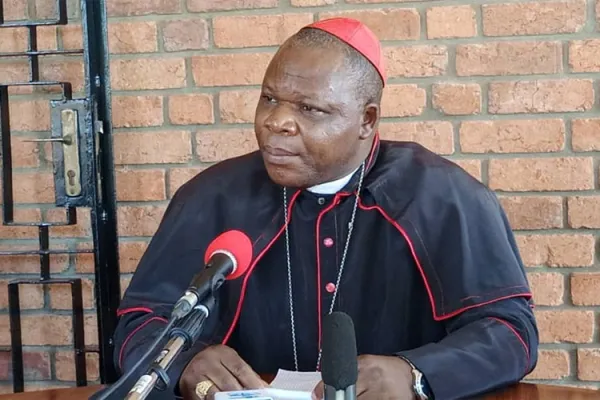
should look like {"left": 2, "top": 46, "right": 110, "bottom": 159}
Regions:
{"left": 264, "top": 105, "right": 297, "bottom": 136}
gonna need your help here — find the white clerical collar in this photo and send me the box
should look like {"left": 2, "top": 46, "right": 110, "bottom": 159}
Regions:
{"left": 307, "top": 165, "right": 360, "bottom": 195}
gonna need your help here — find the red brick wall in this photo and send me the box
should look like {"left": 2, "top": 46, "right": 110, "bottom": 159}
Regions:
{"left": 1, "top": 0, "right": 600, "bottom": 394}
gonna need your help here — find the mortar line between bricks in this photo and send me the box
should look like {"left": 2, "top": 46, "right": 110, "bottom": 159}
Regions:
{"left": 563, "top": 197, "right": 571, "bottom": 230}
{"left": 112, "top": 0, "right": 588, "bottom": 19}
{"left": 42, "top": 274, "right": 52, "bottom": 310}
{"left": 558, "top": 271, "right": 569, "bottom": 304}
{"left": 109, "top": 135, "right": 584, "bottom": 157}
{"left": 15, "top": 193, "right": 600, "bottom": 208}
{"left": 107, "top": 108, "right": 600, "bottom": 123}
{"left": 177, "top": 0, "right": 185, "bottom": 15}
{"left": 505, "top": 227, "right": 600, "bottom": 234}
{"left": 563, "top": 268, "right": 600, "bottom": 277}
{"left": 25, "top": 0, "right": 35, "bottom": 20}
{"left": 522, "top": 268, "right": 599, "bottom": 274}
{"left": 162, "top": 91, "right": 171, "bottom": 125}
{"left": 110, "top": 121, "right": 600, "bottom": 145}
{"left": 114, "top": 163, "right": 211, "bottom": 171}
{"left": 566, "top": 119, "right": 575, "bottom": 152}
{"left": 109, "top": 72, "right": 600, "bottom": 92}
{"left": 164, "top": 170, "right": 172, "bottom": 201}
{"left": 418, "top": 4, "right": 427, "bottom": 40}
{"left": 190, "top": 130, "right": 200, "bottom": 162}
{"left": 50, "top": 350, "right": 57, "bottom": 381}
{"left": 0, "top": 266, "right": 99, "bottom": 278}
{"left": 423, "top": 82, "right": 433, "bottom": 113}
{"left": 564, "top": 271, "right": 574, "bottom": 307}
{"left": 562, "top": 41, "right": 571, "bottom": 73}
{"left": 5, "top": 73, "right": 598, "bottom": 98}
{"left": 534, "top": 304, "right": 600, "bottom": 311}
{"left": 451, "top": 120, "right": 461, "bottom": 153}
{"left": 109, "top": 199, "right": 171, "bottom": 207}
{"left": 480, "top": 158, "right": 489, "bottom": 186}
{"left": 595, "top": 311, "right": 600, "bottom": 344}
{"left": 592, "top": 231, "right": 600, "bottom": 265}
{"left": 586, "top": 0, "right": 598, "bottom": 33}
{"left": 532, "top": 378, "right": 600, "bottom": 389}
{"left": 594, "top": 158, "right": 600, "bottom": 190}
{"left": 156, "top": 21, "right": 166, "bottom": 53}
{"left": 94, "top": 30, "right": 600, "bottom": 57}
{"left": 595, "top": 81, "right": 600, "bottom": 113}
{"left": 184, "top": 56, "right": 196, "bottom": 88}
{"left": 374, "top": 111, "right": 600, "bottom": 123}
{"left": 206, "top": 14, "right": 216, "bottom": 49}
{"left": 570, "top": 348, "right": 578, "bottom": 381}
{"left": 0, "top": 345, "right": 69, "bottom": 353}
{"left": 54, "top": 12, "right": 594, "bottom": 42}
{"left": 0, "top": 308, "right": 96, "bottom": 316}
{"left": 475, "top": 3, "right": 484, "bottom": 38}
{"left": 446, "top": 41, "right": 457, "bottom": 78}
{"left": 4, "top": 191, "right": 600, "bottom": 207}
{"left": 213, "top": 91, "right": 222, "bottom": 125}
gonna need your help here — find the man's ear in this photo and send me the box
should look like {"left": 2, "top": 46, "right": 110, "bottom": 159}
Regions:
{"left": 359, "top": 103, "right": 380, "bottom": 140}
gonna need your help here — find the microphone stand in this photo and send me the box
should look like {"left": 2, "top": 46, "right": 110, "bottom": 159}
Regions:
{"left": 124, "top": 296, "right": 216, "bottom": 400}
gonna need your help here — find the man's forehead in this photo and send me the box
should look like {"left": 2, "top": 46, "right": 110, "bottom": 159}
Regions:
{"left": 262, "top": 48, "right": 353, "bottom": 103}
{"left": 265, "top": 47, "right": 347, "bottom": 85}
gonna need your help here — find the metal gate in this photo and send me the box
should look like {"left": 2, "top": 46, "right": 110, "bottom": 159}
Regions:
{"left": 0, "top": 0, "right": 120, "bottom": 392}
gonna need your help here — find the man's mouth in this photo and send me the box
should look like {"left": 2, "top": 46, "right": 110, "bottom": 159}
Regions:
{"left": 262, "top": 145, "right": 298, "bottom": 164}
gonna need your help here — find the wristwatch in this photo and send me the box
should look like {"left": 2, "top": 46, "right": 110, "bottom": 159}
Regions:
{"left": 399, "top": 356, "right": 431, "bottom": 400}
{"left": 410, "top": 365, "right": 430, "bottom": 400}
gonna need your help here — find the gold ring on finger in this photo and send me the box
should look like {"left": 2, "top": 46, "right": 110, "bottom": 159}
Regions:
{"left": 195, "top": 380, "right": 215, "bottom": 399}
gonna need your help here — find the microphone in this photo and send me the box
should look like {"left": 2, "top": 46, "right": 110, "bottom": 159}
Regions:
{"left": 93, "top": 230, "right": 254, "bottom": 400}
{"left": 321, "top": 311, "right": 358, "bottom": 400}
{"left": 171, "top": 229, "right": 253, "bottom": 320}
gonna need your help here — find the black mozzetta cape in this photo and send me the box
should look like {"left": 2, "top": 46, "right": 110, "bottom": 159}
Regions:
{"left": 114, "top": 137, "right": 538, "bottom": 400}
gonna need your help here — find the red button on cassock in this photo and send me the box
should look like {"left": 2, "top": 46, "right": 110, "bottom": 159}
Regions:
{"left": 323, "top": 238, "right": 334, "bottom": 247}
{"left": 326, "top": 283, "right": 336, "bottom": 293}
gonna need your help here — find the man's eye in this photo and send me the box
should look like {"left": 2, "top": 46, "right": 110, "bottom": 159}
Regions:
{"left": 302, "top": 104, "right": 322, "bottom": 113}
{"left": 262, "top": 95, "right": 276, "bottom": 103}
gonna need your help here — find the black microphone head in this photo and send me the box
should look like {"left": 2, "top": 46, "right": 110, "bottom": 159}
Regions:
{"left": 321, "top": 311, "right": 358, "bottom": 390}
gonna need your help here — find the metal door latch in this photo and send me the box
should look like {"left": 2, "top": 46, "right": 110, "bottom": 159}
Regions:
{"left": 46, "top": 99, "right": 94, "bottom": 207}
{"left": 59, "top": 109, "right": 82, "bottom": 197}
{"left": 24, "top": 108, "right": 84, "bottom": 199}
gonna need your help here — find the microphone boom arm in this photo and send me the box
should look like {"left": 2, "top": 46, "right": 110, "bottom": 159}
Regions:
{"left": 125, "top": 296, "right": 216, "bottom": 400}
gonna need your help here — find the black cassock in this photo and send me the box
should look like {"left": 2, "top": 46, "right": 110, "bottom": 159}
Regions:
{"left": 114, "top": 136, "right": 538, "bottom": 400}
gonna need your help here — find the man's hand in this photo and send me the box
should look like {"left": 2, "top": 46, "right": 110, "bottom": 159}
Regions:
{"left": 311, "top": 355, "right": 416, "bottom": 400}
{"left": 179, "top": 344, "right": 268, "bottom": 399}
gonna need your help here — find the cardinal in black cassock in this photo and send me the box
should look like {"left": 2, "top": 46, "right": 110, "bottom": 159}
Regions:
{"left": 113, "top": 17, "right": 539, "bottom": 400}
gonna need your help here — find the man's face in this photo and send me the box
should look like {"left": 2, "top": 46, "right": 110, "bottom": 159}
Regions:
{"left": 254, "top": 43, "right": 376, "bottom": 188}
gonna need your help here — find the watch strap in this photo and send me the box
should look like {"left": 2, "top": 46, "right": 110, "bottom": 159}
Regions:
{"left": 398, "top": 355, "right": 430, "bottom": 400}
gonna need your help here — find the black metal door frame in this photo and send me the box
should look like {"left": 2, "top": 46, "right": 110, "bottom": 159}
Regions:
{"left": 0, "top": 0, "right": 121, "bottom": 391}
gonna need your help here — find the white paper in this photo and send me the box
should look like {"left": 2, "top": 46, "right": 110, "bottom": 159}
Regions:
{"left": 270, "top": 369, "right": 322, "bottom": 392}
{"left": 214, "top": 369, "right": 321, "bottom": 400}
{"left": 215, "top": 389, "right": 310, "bottom": 399}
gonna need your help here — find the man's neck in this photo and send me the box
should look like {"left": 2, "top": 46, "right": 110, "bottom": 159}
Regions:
{"left": 307, "top": 165, "right": 360, "bottom": 195}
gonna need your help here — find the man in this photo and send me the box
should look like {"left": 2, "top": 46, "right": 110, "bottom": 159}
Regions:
{"left": 114, "top": 18, "right": 538, "bottom": 400}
